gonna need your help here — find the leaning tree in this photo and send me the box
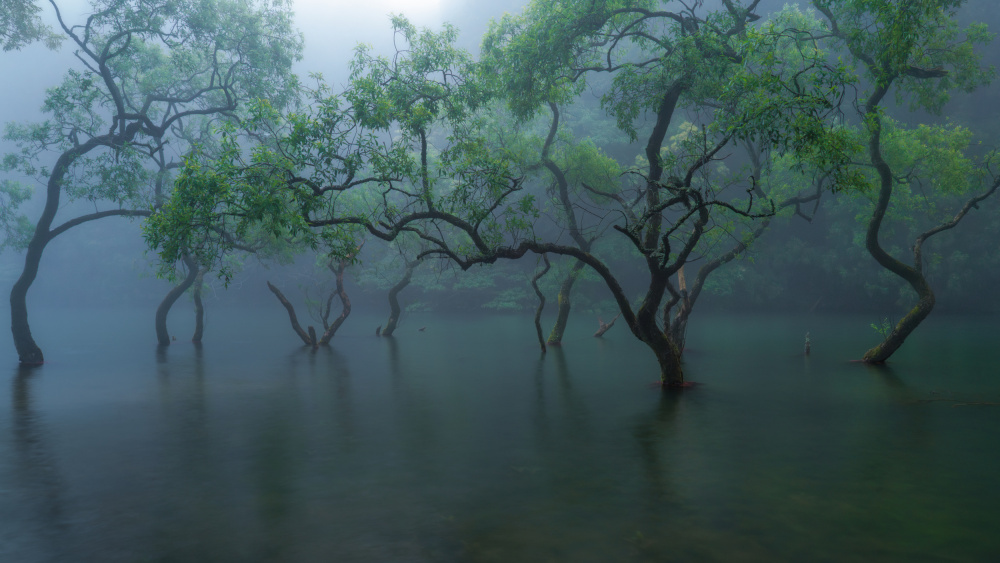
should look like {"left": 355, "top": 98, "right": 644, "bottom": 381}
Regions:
{"left": 1, "top": 0, "right": 301, "bottom": 362}
{"left": 812, "top": 0, "right": 997, "bottom": 362}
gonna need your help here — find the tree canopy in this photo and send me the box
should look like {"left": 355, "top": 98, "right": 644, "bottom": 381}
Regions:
{"left": 3, "top": 0, "right": 303, "bottom": 362}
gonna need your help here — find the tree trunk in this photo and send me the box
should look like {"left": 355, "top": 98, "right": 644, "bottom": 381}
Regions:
{"left": 10, "top": 238, "right": 47, "bottom": 364}
{"left": 382, "top": 260, "right": 418, "bottom": 337}
{"left": 317, "top": 259, "right": 351, "bottom": 344}
{"left": 643, "top": 332, "right": 685, "bottom": 388}
{"left": 9, "top": 137, "right": 152, "bottom": 363}
{"left": 192, "top": 268, "right": 206, "bottom": 343}
{"left": 860, "top": 85, "right": 934, "bottom": 364}
{"left": 636, "top": 270, "right": 685, "bottom": 387}
{"left": 531, "top": 255, "right": 551, "bottom": 352}
{"left": 10, "top": 144, "right": 86, "bottom": 363}
{"left": 266, "top": 281, "right": 314, "bottom": 346}
{"left": 155, "top": 255, "right": 199, "bottom": 346}
{"left": 862, "top": 281, "right": 935, "bottom": 363}
{"left": 546, "top": 260, "right": 584, "bottom": 345}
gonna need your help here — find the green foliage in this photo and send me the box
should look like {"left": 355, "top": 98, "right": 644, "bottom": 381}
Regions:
{"left": 483, "top": 287, "right": 533, "bottom": 311}
{"left": 870, "top": 316, "right": 894, "bottom": 339}
{"left": 144, "top": 1, "right": 1000, "bottom": 325}
{"left": 147, "top": 15, "right": 543, "bottom": 281}
{"left": 0, "top": 0, "right": 62, "bottom": 50}
{"left": 815, "top": 0, "right": 994, "bottom": 112}
{"left": 2, "top": 0, "right": 303, "bottom": 266}
{"left": 479, "top": 0, "right": 601, "bottom": 121}
{"left": 0, "top": 179, "right": 32, "bottom": 252}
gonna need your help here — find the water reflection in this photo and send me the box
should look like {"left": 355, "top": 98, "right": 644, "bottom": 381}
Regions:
{"left": 8, "top": 366, "right": 71, "bottom": 561}
{"left": 1, "top": 313, "right": 997, "bottom": 561}
{"left": 633, "top": 390, "right": 683, "bottom": 506}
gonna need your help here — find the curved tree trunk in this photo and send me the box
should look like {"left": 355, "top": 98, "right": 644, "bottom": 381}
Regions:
{"left": 381, "top": 260, "right": 419, "bottom": 337}
{"left": 266, "top": 281, "right": 314, "bottom": 346}
{"left": 531, "top": 255, "right": 551, "bottom": 352}
{"left": 9, "top": 131, "right": 150, "bottom": 363}
{"left": 192, "top": 268, "right": 207, "bottom": 343}
{"left": 539, "top": 105, "right": 592, "bottom": 348}
{"left": 862, "top": 283, "right": 935, "bottom": 363}
{"left": 10, "top": 147, "right": 78, "bottom": 364}
{"left": 860, "top": 85, "right": 936, "bottom": 364}
{"left": 636, "top": 274, "right": 685, "bottom": 387}
{"left": 10, "top": 237, "right": 48, "bottom": 364}
{"left": 155, "top": 255, "right": 199, "bottom": 346}
{"left": 317, "top": 259, "right": 352, "bottom": 344}
{"left": 602, "top": 264, "right": 687, "bottom": 387}
{"left": 546, "top": 260, "right": 585, "bottom": 345}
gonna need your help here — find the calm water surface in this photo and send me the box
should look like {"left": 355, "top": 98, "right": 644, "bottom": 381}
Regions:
{"left": 0, "top": 307, "right": 998, "bottom": 562}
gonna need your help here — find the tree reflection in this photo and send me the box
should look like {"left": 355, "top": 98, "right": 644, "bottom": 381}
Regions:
{"left": 633, "top": 390, "right": 684, "bottom": 507}
{"left": 9, "top": 366, "right": 71, "bottom": 559}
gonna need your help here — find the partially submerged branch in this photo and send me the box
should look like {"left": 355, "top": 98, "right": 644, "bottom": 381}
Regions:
{"left": 594, "top": 313, "right": 620, "bottom": 337}
{"left": 266, "top": 281, "right": 314, "bottom": 347}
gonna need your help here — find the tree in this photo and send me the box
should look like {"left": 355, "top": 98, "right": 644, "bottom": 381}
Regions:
{"left": 522, "top": 103, "right": 622, "bottom": 345}
{"left": 2, "top": 0, "right": 301, "bottom": 363}
{"left": 472, "top": 0, "right": 857, "bottom": 384}
{"left": 812, "top": 0, "right": 997, "bottom": 362}
{"left": 267, "top": 249, "right": 359, "bottom": 348}
{"left": 379, "top": 249, "right": 425, "bottom": 337}
{"left": 146, "top": 7, "right": 857, "bottom": 387}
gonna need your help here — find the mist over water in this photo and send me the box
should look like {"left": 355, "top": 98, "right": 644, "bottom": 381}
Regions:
{"left": 3, "top": 0, "right": 1000, "bottom": 560}
{"left": 1, "top": 309, "right": 997, "bottom": 562}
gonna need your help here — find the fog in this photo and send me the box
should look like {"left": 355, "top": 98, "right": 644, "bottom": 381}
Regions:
{"left": 3, "top": 0, "right": 998, "bottom": 323}
{"left": 0, "top": 0, "right": 532, "bottom": 311}
{"left": 2, "top": 2, "right": 999, "bottom": 560}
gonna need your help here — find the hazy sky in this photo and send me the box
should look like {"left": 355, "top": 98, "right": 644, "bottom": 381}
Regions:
{"left": 0, "top": 0, "right": 526, "bottom": 147}
{"left": 294, "top": 0, "right": 527, "bottom": 84}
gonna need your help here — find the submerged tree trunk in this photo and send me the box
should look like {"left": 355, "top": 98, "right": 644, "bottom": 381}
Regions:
{"left": 266, "top": 281, "right": 315, "bottom": 346}
{"left": 643, "top": 321, "right": 685, "bottom": 387}
{"left": 381, "top": 260, "right": 419, "bottom": 337}
{"left": 861, "top": 115, "right": 999, "bottom": 361}
{"left": 10, "top": 237, "right": 48, "bottom": 364}
{"left": 646, "top": 333, "right": 685, "bottom": 388}
{"left": 631, "top": 269, "right": 686, "bottom": 387}
{"left": 266, "top": 253, "right": 358, "bottom": 347}
{"left": 317, "top": 258, "right": 352, "bottom": 344}
{"left": 531, "top": 255, "right": 552, "bottom": 353}
{"left": 858, "top": 86, "right": 940, "bottom": 364}
{"left": 863, "top": 285, "right": 935, "bottom": 363}
{"left": 192, "top": 268, "right": 207, "bottom": 343}
{"left": 155, "top": 255, "right": 199, "bottom": 347}
{"left": 11, "top": 147, "right": 82, "bottom": 363}
{"left": 546, "top": 260, "right": 585, "bottom": 345}
{"left": 635, "top": 288, "right": 685, "bottom": 386}
{"left": 10, "top": 148, "right": 151, "bottom": 362}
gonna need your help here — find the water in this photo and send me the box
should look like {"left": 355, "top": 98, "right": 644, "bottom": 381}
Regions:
{"left": 1, "top": 308, "right": 998, "bottom": 562}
